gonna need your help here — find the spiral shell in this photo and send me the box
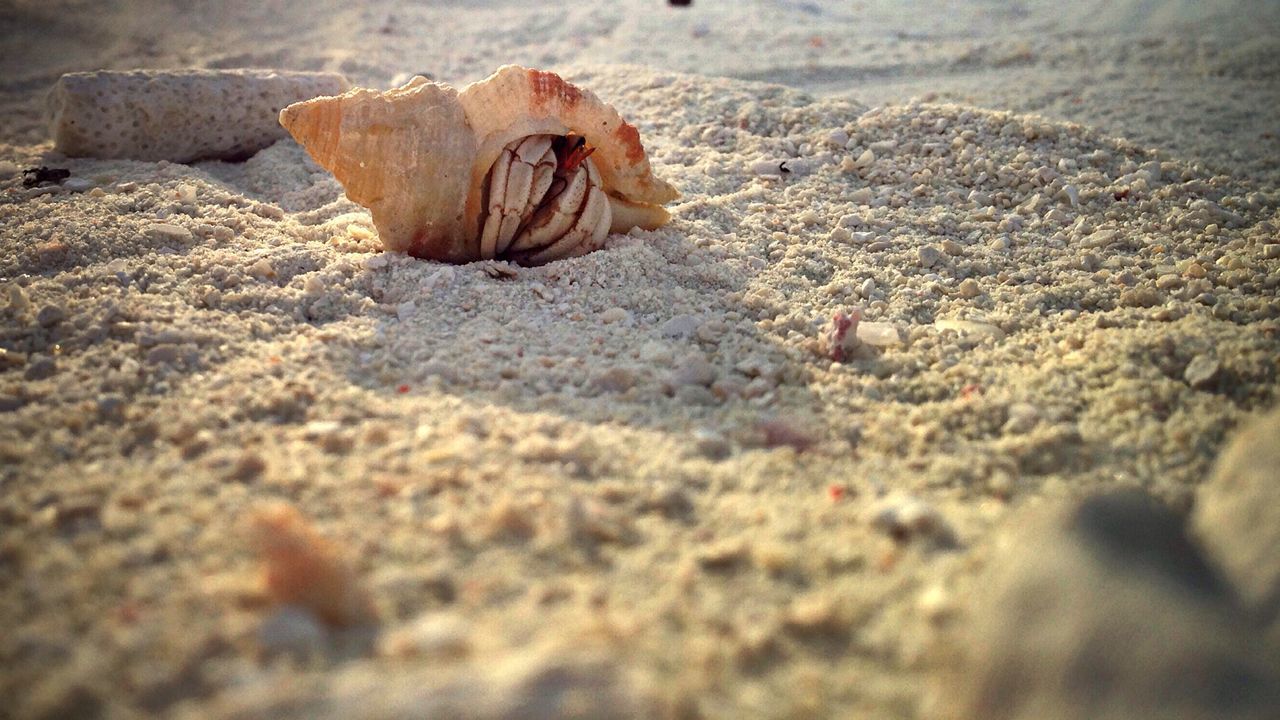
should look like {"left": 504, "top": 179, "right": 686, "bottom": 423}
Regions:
{"left": 279, "top": 66, "right": 678, "bottom": 265}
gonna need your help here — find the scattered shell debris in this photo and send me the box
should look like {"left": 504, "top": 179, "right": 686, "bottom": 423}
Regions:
{"left": 248, "top": 502, "right": 377, "bottom": 628}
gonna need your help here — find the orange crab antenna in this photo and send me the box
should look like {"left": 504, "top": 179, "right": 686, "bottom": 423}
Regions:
{"left": 557, "top": 135, "right": 596, "bottom": 174}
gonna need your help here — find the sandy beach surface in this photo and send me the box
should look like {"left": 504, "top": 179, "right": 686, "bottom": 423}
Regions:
{"left": 2, "top": 1, "right": 1279, "bottom": 718}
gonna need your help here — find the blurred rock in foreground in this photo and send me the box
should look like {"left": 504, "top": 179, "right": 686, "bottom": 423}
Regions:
{"left": 1194, "top": 404, "right": 1280, "bottom": 635}
{"left": 937, "top": 488, "right": 1280, "bottom": 720}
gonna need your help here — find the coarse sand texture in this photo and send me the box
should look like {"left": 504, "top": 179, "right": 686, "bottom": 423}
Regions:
{"left": 2, "top": 1, "right": 1280, "bottom": 718}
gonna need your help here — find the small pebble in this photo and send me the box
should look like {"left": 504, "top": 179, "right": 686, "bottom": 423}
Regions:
{"left": 692, "top": 427, "right": 732, "bottom": 460}
{"left": 868, "top": 494, "right": 954, "bottom": 545}
{"left": 837, "top": 213, "right": 863, "bottom": 229}
{"left": 783, "top": 594, "right": 845, "bottom": 634}
{"left": 671, "top": 355, "right": 717, "bottom": 387}
{"left": 918, "top": 245, "right": 943, "bottom": 268}
{"left": 599, "top": 306, "right": 630, "bottom": 324}
{"left": 675, "top": 385, "right": 718, "bottom": 405}
{"left": 659, "top": 314, "right": 699, "bottom": 339}
{"left": 696, "top": 319, "right": 729, "bottom": 342}
{"left": 935, "top": 319, "right": 1005, "bottom": 341}
{"left": 1002, "top": 403, "right": 1041, "bottom": 434}
{"left": 592, "top": 366, "right": 637, "bottom": 393}
{"left": 35, "top": 304, "right": 66, "bottom": 327}
{"left": 248, "top": 258, "right": 275, "bottom": 280}
{"left": 640, "top": 482, "right": 694, "bottom": 517}
{"left": 945, "top": 490, "right": 1276, "bottom": 718}
{"left": 698, "top": 539, "right": 750, "bottom": 569}
{"left": 251, "top": 202, "right": 285, "bottom": 220}
{"left": 0, "top": 348, "right": 26, "bottom": 369}
{"left": 148, "top": 223, "right": 192, "bottom": 242}
{"left": 249, "top": 502, "right": 377, "bottom": 626}
{"left": 758, "top": 417, "right": 815, "bottom": 452}
{"left": 227, "top": 451, "right": 267, "bottom": 482}
{"left": 856, "top": 321, "right": 902, "bottom": 347}
{"left": 1119, "top": 287, "right": 1161, "bottom": 308}
{"left": 5, "top": 284, "right": 31, "bottom": 314}
{"left": 23, "top": 356, "right": 57, "bottom": 380}
{"left": 917, "top": 585, "right": 955, "bottom": 623}
{"left": 1183, "top": 355, "right": 1220, "bottom": 390}
{"left": 62, "top": 177, "right": 94, "bottom": 192}
{"left": 379, "top": 613, "right": 472, "bottom": 660}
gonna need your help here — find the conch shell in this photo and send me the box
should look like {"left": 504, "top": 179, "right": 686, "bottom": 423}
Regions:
{"left": 279, "top": 65, "right": 679, "bottom": 265}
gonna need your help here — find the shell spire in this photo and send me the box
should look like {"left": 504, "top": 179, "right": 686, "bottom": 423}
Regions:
{"left": 280, "top": 77, "right": 479, "bottom": 262}
{"left": 280, "top": 66, "right": 677, "bottom": 264}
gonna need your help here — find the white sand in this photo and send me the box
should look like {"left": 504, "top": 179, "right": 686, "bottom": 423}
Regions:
{"left": 2, "top": 2, "right": 1278, "bottom": 718}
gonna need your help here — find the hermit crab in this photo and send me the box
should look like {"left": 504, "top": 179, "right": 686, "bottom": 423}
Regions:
{"left": 279, "top": 65, "right": 678, "bottom": 265}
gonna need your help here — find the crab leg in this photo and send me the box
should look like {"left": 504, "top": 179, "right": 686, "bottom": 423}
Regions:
{"left": 509, "top": 161, "right": 590, "bottom": 252}
{"left": 478, "top": 146, "right": 512, "bottom": 259}
{"left": 479, "top": 135, "right": 558, "bottom": 258}
{"left": 498, "top": 142, "right": 556, "bottom": 255}
{"left": 523, "top": 181, "right": 611, "bottom": 265}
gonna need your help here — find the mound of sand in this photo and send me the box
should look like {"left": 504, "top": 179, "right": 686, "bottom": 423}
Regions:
{"left": 2, "top": 60, "right": 1277, "bottom": 717}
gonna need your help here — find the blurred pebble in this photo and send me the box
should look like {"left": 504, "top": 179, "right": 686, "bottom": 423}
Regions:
{"left": 24, "top": 356, "right": 57, "bottom": 380}
{"left": 918, "top": 245, "right": 943, "bottom": 268}
{"left": 640, "top": 482, "right": 694, "bottom": 518}
{"left": 698, "top": 538, "right": 750, "bottom": 569}
{"left": 856, "top": 321, "right": 901, "bottom": 347}
{"left": 378, "top": 613, "right": 471, "bottom": 660}
{"left": 248, "top": 502, "right": 377, "bottom": 627}
{"left": 1001, "top": 403, "right": 1041, "bottom": 434}
{"left": 227, "top": 451, "right": 267, "bottom": 482}
{"left": 258, "top": 605, "right": 327, "bottom": 660}
{"left": 671, "top": 354, "right": 716, "bottom": 387}
{"left": 35, "top": 304, "right": 65, "bottom": 327}
{"left": 1195, "top": 405, "right": 1280, "bottom": 629}
{"left": 659, "top": 314, "right": 699, "bottom": 339}
{"left": 783, "top": 593, "right": 846, "bottom": 635}
{"left": 1183, "top": 355, "right": 1220, "bottom": 391}
{"left": 63, "top": 177, "right": 94, "bottom": 192}
{"left": 692, "top": 427, "right": 732, "bottom": 460}
{"left": 599, "top": 307, "right": 629, "bottom": 324}
{"left": 867, "top": 494, "right": 955, "bottom": 546}
{"left": 591, "top": 367, "right": 637, "bottom": 393}
{"left": 935, "top": 318, "right": 1005, "bottom": 341}
{"left": 757, "top": 417, "right": 815, "bottom": 452}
